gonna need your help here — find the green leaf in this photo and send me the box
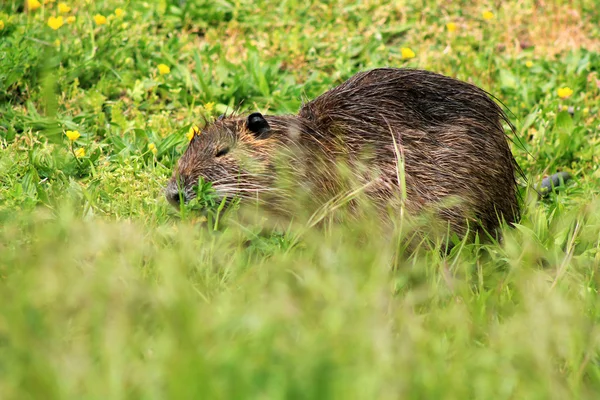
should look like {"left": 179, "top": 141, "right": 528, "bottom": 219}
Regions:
{"left": 556, "top": 111, "right": 574, "bottom": 132}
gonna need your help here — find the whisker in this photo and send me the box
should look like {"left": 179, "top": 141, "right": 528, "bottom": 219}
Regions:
{"left": 209, "top": 173, "right": 273, "bottom": 185}
{"left": 213, "top": 184, "right": 275, "bottom": 190}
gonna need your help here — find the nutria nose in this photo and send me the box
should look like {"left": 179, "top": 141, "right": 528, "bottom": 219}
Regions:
{"left": 165, "top": 182, "right": 186, "bottom": 207}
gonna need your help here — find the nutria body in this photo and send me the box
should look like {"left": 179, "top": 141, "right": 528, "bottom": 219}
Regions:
{"left": 167, "top": 68, "right": 520, "bottom": 238}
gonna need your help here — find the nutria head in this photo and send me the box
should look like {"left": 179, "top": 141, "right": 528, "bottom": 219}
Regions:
{"left": 165, "top": 112, "right": 293, "bottom": 207}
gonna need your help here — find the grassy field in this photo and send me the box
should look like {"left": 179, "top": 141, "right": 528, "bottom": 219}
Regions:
{"left": 1, "top": 0, "right": 600, "bottom": 398}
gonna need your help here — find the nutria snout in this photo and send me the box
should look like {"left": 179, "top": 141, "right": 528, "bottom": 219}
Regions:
{"left": 167, "top": 68, "right": 520, "bottom": 238}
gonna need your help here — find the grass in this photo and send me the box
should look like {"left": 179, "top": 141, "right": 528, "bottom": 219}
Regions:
{"left": 1, "top": 0, "right": 600, "bottom": 398}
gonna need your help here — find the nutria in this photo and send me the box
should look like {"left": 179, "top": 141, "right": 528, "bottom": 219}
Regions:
{"left": 166, "top": 68, "right": 520, "bottom": 239}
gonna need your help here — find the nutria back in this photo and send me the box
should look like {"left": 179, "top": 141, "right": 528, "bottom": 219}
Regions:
{"left": 167, "top": 68, "right": 520, "bottom": 239}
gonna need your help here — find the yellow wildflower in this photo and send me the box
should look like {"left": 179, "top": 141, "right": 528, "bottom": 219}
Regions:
{"left": 157, "top": 64, "right": 170, "bottom": 75}
{"left": 0, "top": 20, "right": 4, "bottom": 30}
{"left": 482, "top": 11, "right": 494, "bottom": 20}
{"left": 65, "top": 130, "right": 80, "bottom": 141}
{"left": 583, "top": 107, "right": 589, "bottom": 115}
{"left": 525, "top": 61, "right": 533, "bottom": 68}
{"left": 187, "top": 125, "right": 199, "bottom": 141}
{"left": 528, "top": 127, "right": 539, "bottom": 141}
{"left": 446, "top": 22, "right": 457, "bottom": 32}
{"left": 557, "top": 87, "right": 573, "bottom": 99}
{"left": 54, "top": 39, "right": 61, "bottom": 47}
{"left": 66, "top": 16, "right": 76, "bottom": 24}
{"left": 28, "top": 0, "right": 42, "bottom": 11}
{"left": 94, "top": 14, "right": 107, "bottom": 25}
{"left": 115, "top": 8, "right": 124, "bottom": 17}
{"left": 48, "top": 16, "right": 64, "bottom": 30}
{"left": 57, "top": 2, "right": 71, "bottom": 13}
{"left": 74, "top": 148, "right": 85, "bottom": 158}
{"left": 204, "top": 102, "right": 215, "bottom": 112}
{"left": 401, "top": 47, "right": 415, "bottom": 59}
{"left": 148, "top": 143, "right": 158, "bottom": 155}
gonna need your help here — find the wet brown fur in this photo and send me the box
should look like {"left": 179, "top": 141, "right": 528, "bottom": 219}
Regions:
{"left": 167, "top": 68, "right": 520, "bottom": 238}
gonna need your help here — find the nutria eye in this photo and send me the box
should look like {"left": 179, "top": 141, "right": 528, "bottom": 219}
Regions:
{"left": 215, "top": 147, "right": 230, "bottom": 157}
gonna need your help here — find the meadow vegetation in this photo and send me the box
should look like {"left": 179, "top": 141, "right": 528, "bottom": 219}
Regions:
{"left": 1, "top": 0, "right": 600, "bottom": 398}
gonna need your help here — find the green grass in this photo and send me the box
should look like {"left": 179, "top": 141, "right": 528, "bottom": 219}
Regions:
{"left": 2, "top": 0, "right": 600, "bottom": 398}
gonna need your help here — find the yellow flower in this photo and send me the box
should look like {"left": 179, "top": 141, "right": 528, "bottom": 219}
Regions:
{"left": 446, "top": 22, "right": 457, "bottom": 32}
{"left": 94, "top": 14, "right": 107, "bottom": 25}
{"left": 583, "top": 107, "right": 590, "bottom": 115}
{"left": 204, "top": 102, "right": 215, "bottom": 112}
{"left": 482, "top": 11, "right": 494, "bottom": 20}
{"left": 65, "top": 130, "right": 80, "bottom": 141}
{"left": 57, "top": 2, "right": 71, "bottom": 13}
{"left": 28, "top": 0, "right": 42, "bottom": 11}
{"left": 557, "top": 87, "right": 573, "bottom": 99}
{"left": 401, "top": 47, "right": 415, "bottom": 59}
{"left": 148, "top": 143, "right": 158, "bottom": 155}
{"left": 74, "top": 148, "right": 85, "bottom": 158}
{"left": 525, "top": 61, "right": 533, "bottom": 68}
{"left": 528, "top": 127, "right": 539, "bottom": 141}
{"left": 0, "top": 20, "right": 4, "bottom": 30}
{"left": 66, "top": 16, "right": 76, "bottom": 24}
{"left": 157, "top": 64, "right": 170, "bottom": 75}
{"left": 54, "top": 39, "right": 61, "bottom": 47}
{"left": 48, "top": 16, "right": 64, "bottom": 30}
{"left": 187, "top": 125, "right": 199, "bottom": 141}
{"left": 115, "top": 8, "right": 124, "bottom": 17}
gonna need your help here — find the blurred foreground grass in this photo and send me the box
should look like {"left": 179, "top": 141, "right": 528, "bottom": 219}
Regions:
{"left": 1, "top": 0, "right": 600, "bottom": 398}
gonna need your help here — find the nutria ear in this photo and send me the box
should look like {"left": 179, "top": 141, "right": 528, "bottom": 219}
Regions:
{"left": 246, "top": 112, "right": 271, "bottom": 137}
